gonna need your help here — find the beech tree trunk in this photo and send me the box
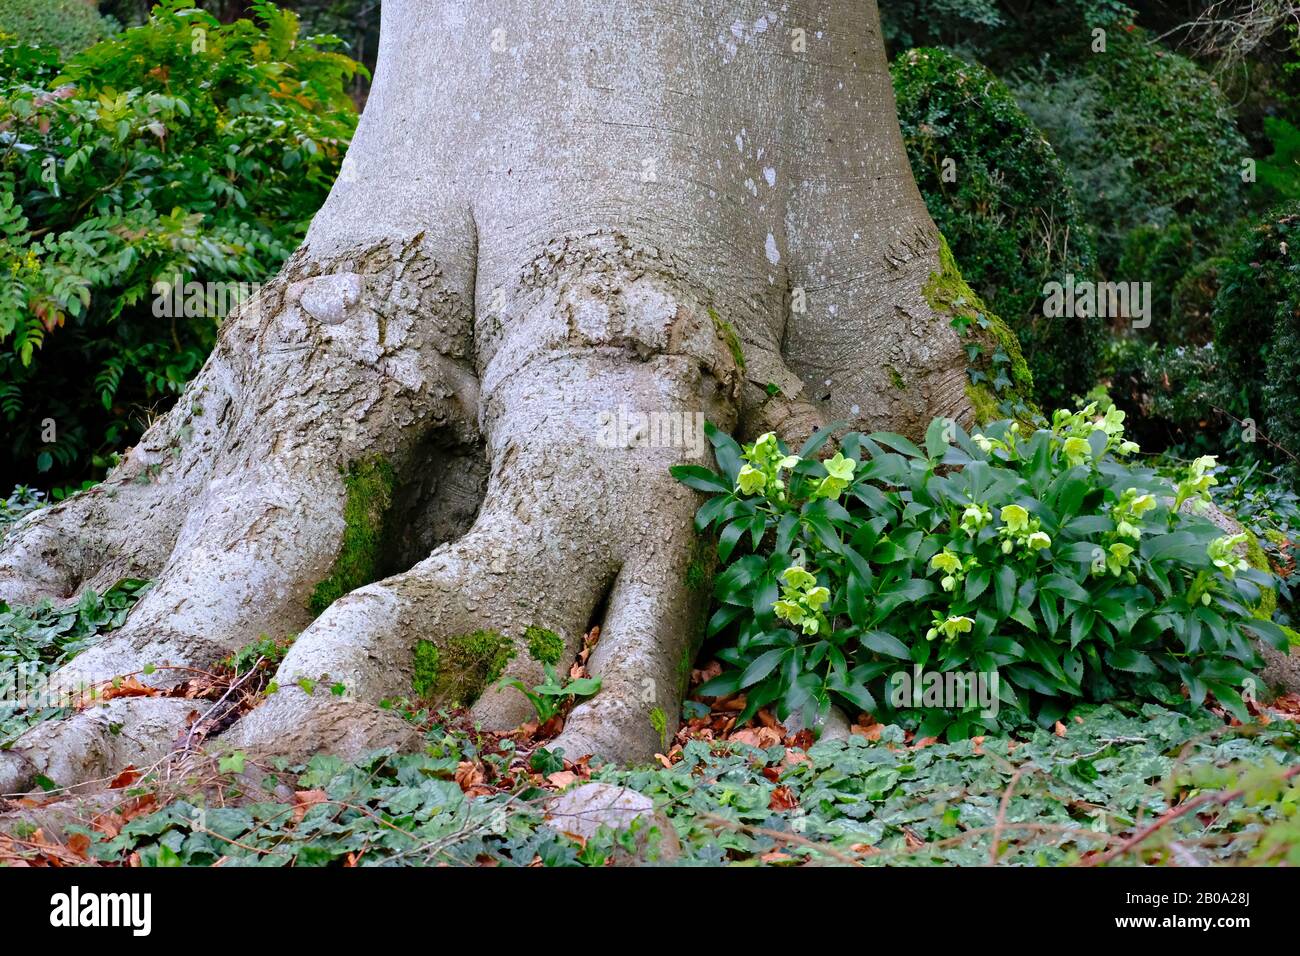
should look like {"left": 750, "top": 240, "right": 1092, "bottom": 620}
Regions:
{"left": 0, "top": 0, "right": 976, "bottom": 794}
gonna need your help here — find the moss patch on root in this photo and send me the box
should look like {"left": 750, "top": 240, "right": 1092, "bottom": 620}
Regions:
{"left": 923, "top": 234, "right": 1036, "bottom": 425}
{"left": 309, "top": 456, "right": 396, "bottom": 616}
{"left": 1241, "top": 530, "right": 1279, "bottom": 622}
{"left": 708, "top": 308, "right": 746, "bottom": 372}
{"left": 411, "top": 629, "right": 515, "bottom": 708}
{"left": 525, "top": 625, "right": 565, "bottom": 666}
{"left": 684, "top": 536, "right": 714, "bottom": 593}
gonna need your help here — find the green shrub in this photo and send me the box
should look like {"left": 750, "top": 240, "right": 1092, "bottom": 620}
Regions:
{"left": 1014, "top": 28, "right": 1249, "bottom": 274}
{"left": 880, "top": 0, "right": 1133, "bottom": 63}
{"left": 0, "top": 0, "right": 113, "bottom": 56}
{"left": 0, "top": 484, "right": 46, "bottom": 539}
{"left": 1258, "top": 117, "right": 1300, "bottom": 205}
{"left": 1213, "top": 203, "right": 1300, "bottom": 476}
{"left": 893, "top": 48, "right": 1099, "bottom": 408}
{"left": 674, "top": 410, "right": 1285, "bottom": 739}
{"left": 1114, "top": 223, "right": 1215, "bottom": 346}
{"left": 0, "top": 0, "right": 361, "bottom": 487}
{"left": 1101, "top": 338, "right": 1232, "bottom": 457}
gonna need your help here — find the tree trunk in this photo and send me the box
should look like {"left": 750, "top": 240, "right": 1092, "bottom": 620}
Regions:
{"left": 0, "top": 0, "right": 977, "bottom": 794}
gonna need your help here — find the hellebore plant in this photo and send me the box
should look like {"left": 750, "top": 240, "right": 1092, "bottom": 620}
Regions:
{"left": 672, "top": 404, "right": 1286, "bottom": 739}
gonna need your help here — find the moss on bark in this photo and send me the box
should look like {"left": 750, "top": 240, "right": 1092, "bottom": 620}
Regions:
{"left": 708, "top": 308, "right": 746, "bottom": 372}
{"left": 308, "top": 456, "right": 395, "bottom": 615}
{"left": 412, "top": 629, "right": 515, "bottom": 707}
{"left": 923, "top": 234, "right": 1037, "bottom": 425}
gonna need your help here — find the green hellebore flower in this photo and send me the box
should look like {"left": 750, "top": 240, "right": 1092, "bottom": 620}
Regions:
{"left": 1130, "top": 494, "right": 1156, "bottom": 516}
{"left": 804, "top": 585, "right": 830, "bottom": 608}
{"left": 1000, "top": 504, "right": 1029, "bottom": 533}
{"left": 1098, "top": 407, "right": 1126, "bottom": 438}
{"left": 736, "top": 464, "right": 767, "bottom": 496}
{"left": 747, "top": 433, "right": 778, "bottom": 458}
{"left": 930, "top": 550, "right": 962, "bottom": 574}
{"left": 773, "top": 599, "right": 805, "bottom": 624}
{"left": 1027, "top": 531, "right": 1051, "bottom": 550}
{"left": 813, "top": 476, "right": 849, "bottom": 500}
{"left": 939, "top": 615, "right": 975, "bottom": 640}
{"left": 1109, "top": 542, "right": 1134, "bottom": 562}
{"left": 1062, "top": 436, "right": 1092, "bottom": 466}
{"left": 1106, "top": 541, "right": 1135, "bottom": 575}
{"left": 1208, "top": 534, "right": 1249, "bottom": 579}
{"left": 961, "top": 503, "right": 989, "bottom": 533}
{"left": 782, "top": 566, "right": 817, "bottom": 591}
{"left": 823, "top": 452, "right": 856, "bottom": 482}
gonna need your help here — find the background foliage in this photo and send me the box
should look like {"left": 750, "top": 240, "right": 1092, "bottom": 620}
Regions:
{"left": 0, "top": 0, "right": 114, "bottom": 56}
{"left": 893, "top": 47, "right": 1099, "bottom": 407}
{"left": 0, "top": 0, "right": 358, "bottom": 486}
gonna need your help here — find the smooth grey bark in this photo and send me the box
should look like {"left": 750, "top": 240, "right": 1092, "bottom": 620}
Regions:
{"left": 0, "top": 0, "right": 974, "bottom": 796}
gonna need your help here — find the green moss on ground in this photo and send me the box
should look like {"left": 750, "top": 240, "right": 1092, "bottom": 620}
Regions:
{"left": 309, "top": 456, "right": 395, "bottom": 615}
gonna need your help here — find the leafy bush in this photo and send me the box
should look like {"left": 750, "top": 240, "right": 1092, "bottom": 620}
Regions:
{"left": 1014, "top": 27, "right": 1249, "bottom": 275}
{"left": 1101, "top": 337, "right": 1232, "bottom": 456}
{"left": 0, "top": 0, "right": 361, "bottom": 486}
{"left": 1259, "top": 117, "right": 1300, "bottom": 205}
{"left": 1212, "top": 203, "right": 1300, "bottom": 477}
{"left": 880, "top": 0, "right": 1133, "bottom": 63}
{"left": 893, "top": 47, "right": 1099, "bottom": 407}
{"left": 674, "top": 407, "right": 1285, "bottom": 739}
{"left": 0, "top": 0, "right": 113, "bottom": 56}
{"left": 1114, "top": 223, "right": 1209, "bottom": 345}
{"left": 0, "top": 484, "right": 47, "bottom": 538}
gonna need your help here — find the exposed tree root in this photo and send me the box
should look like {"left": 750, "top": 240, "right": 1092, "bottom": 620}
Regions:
{"left": 0, "top": 699, "right": 198, "bottom": 797}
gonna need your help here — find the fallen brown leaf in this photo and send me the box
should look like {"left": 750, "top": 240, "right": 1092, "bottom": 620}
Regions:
{"left": 99, "top": 677, "right": 159, "bottom": 702}
{"left": 769, "top": 785, "right": 799, "bottom": 811}
{"left": 108, "top": 766, "right": 141, "bottom": 790}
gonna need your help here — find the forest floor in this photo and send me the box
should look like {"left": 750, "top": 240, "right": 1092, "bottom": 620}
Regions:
{"left": 2, "top": 630, "right": 1298, "bottom": 867}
